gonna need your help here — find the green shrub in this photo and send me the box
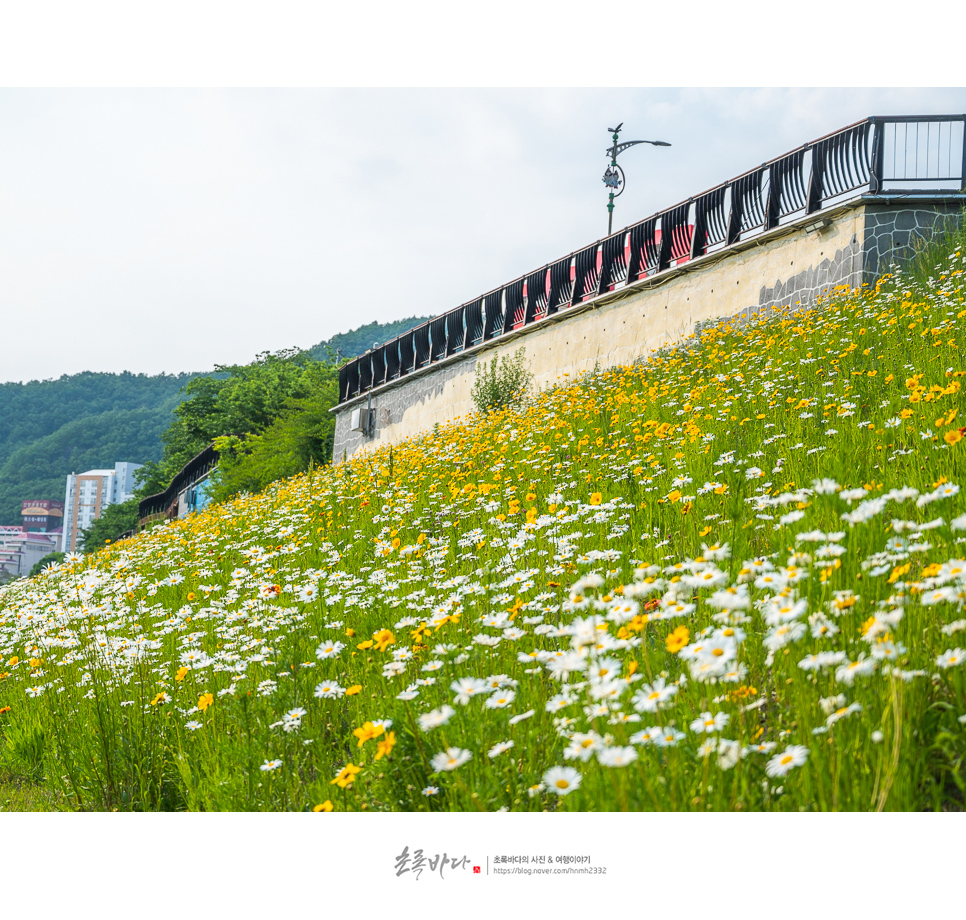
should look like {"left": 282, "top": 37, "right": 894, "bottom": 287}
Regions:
{"left": 471, "top": 347, "right": 533, "bottom": 414}
{"left": 906, "top": 207, "right": 966, "bottom": 288}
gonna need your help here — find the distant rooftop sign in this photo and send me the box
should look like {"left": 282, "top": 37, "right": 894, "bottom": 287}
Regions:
{"left": 21, "top": 500, "right": 63, "bottom": 514}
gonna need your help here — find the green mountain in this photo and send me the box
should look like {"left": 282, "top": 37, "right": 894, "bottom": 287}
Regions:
{"left": 0, "top": 317, "right": 431, "bottom": 525}
{"left": 0, "top": 373, "right": 196, "bottom": 525}
{"left": 307, "top": 316, "right": 430, "bottom": 363}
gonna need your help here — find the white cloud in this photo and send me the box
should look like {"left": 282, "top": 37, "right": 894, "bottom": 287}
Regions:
{"left": 1, "top": 86, "right": 965, "bottom": 382}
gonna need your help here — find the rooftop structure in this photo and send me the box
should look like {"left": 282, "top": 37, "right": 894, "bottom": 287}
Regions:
{"left": 21, "top": 499, "right": 64, "bottom": 533}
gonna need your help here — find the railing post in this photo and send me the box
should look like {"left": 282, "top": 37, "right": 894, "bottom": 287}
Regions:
{"left": 869, "top": 117, "right": 884, "bottom": 194}
{"left": 805, "top": 142, "right": 823, "bottom": 214}
{"left": 690, "top": 198, "right": 706, "bottom": 260}
{"left": 483, "top": 290, "right": 501, "bottom": 341}
{"left": 726, "top": 182, "right": 742, "bottom": 244}
{"left": 657, "top": 215, "right": 672, "bottom": 272}
{"left": 549, "top": 257, "right": 572, "bottom": 314}
{"left": 571, "top": 247, "right": 595, "bottom": 306}
{"left": 626, "top": 225, "right": 643, "bottom": 282}
{"left": 764, "top": 163, "right": 780, "bottom": 230}
{"left": 504, "top": 280, "right": 523, "bottom": 334}
{"left": 597, "top": 237, "right": 619, "bottom": 295}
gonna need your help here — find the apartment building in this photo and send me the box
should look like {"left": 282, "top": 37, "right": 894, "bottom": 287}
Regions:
{"left": 63, "top": 461, "right": 142, "bottom": 552}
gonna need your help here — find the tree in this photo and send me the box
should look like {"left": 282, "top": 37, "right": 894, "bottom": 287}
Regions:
{"left": 152, "top": 348, "right": 327, "bottom": 483}
{"left": 209, "top": 362, "right": 339, "bottom": 501}
{"left": 79, "top": 499, "right": 139, "bottom": 553}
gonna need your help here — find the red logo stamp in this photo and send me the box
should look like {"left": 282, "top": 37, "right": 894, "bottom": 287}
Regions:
{"left": 473, "top": 866, "right": 481, "bottom": 874}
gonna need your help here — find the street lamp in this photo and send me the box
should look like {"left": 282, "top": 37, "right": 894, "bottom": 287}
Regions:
{"left": 603, "top": 123, "right": 671, "bottom": 236}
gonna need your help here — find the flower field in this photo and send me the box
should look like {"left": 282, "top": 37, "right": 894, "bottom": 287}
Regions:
{"left": 2, "top": 243, "right": 966, "bottom": 812}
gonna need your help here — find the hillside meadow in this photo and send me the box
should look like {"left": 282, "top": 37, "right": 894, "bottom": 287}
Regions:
{"left": 1, "top": 241, "right": 965, "bottom": 812}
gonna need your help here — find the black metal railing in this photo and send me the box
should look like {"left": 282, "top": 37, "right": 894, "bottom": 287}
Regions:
{"left": 338, "top": 115, "right": 966, "bottom": 405}
{"left": 138, "top": 443, "right": 219, "bottom": 526}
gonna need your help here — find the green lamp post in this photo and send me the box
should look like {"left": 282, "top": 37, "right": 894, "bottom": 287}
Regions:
{"left": 603, "top": 123, "right": 671, "bottom": 236}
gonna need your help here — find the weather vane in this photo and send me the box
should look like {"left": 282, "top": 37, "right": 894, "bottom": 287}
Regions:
{"left": 603, "top": 123, "right": 671, "bottom": 235}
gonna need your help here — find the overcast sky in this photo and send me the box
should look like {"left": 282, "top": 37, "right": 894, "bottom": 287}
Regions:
{"left": 2, "top": 84, "right": 965, "bottom": 384}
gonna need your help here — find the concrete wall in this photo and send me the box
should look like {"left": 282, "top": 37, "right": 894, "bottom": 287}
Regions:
{"left": 333, "top": 351, "right": 480, "bottom": 462}
{"left": 333, "top": 198, "right": 962, "bottom": 462}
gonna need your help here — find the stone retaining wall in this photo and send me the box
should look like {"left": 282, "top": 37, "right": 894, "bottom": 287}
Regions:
{"left": 333, "top": 198, "right": 963, "bottom": 462}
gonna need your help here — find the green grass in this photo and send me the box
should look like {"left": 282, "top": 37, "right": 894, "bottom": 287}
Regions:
{"left": 0, "top": 772, "right": 64, "bottom": 811}
{"left": 2, "top": 226, "right": 966, "bottom": 812}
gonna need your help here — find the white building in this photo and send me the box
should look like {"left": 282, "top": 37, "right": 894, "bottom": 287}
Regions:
{"left": 63, "top": 461, "right": 142, "bottom": 552}
{"left": 0, "top": 528, "right": 61, "bottom": 578}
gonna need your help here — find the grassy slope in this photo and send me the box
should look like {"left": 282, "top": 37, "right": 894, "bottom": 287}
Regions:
{"left": 1, "top": 244, "right": 965, "bottom": 812}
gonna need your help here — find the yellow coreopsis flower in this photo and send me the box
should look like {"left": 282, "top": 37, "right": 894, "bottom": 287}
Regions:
{"left": 314, "top": 801, "right": 334, "bottom": 812}
{"left": 887, "top": 563, "right": 911, "bottom": 584}
{"left": 665, "top": 626, "right": 690, "bottom": 654}
{"left": 374, "top": 731, "right": 396, "bottom": 761}
{"left": 197, "top": 692, "right": 214, "bottom": 712}
{"left": 175, "top": 667, "right": 190, "bottom": 682}
{"left": 589, "top": 492, "right": 603, "bottom": 505}
{"left": 373, "top": 629, "right": 395, "bottom": 652}
{"left": 331, "top": 763, "right": 362, "bottom": 788}
{"left": 353, "top": 721, "right": 385, "bottom": 747}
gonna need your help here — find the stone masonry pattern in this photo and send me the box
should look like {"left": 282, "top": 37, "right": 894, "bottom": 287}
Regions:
{"left": 862, "top": 203, "right": 965, "bottom": 278}
{"left": 756, "top": 231, "right": 864, "bottom": 314}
